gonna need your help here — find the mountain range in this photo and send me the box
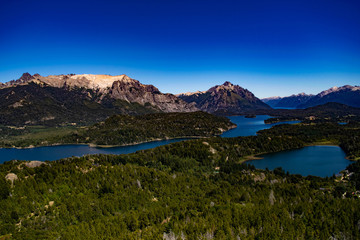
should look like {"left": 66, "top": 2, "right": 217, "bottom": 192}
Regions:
{"left": 0, "top": 73, "right": 196, "bottom": 125}
{"left": 262, "top": 93, "right": 314, "bottom": 108}
{"left": 262, "top": 85, "right": 360, "bottom": 109}
{"left": 1, "top": 73, "right": 359, "bottom": 126}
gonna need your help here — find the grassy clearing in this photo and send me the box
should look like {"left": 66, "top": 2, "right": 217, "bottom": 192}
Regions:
{"left": 0, "top": 126, "right": 78, "bottom": 148}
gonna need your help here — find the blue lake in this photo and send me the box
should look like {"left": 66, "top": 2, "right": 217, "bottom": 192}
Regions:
{"left": 0, "top": 115, "right": 352, "bottom": 177}
{"left": 0, "top": 138, "right": 187, "bottom": 164}
{"left": 247, "top": 145, "right": 351, "bottom": 177}
{"left": 1, "top": 115, "right": 287, "bottom": 163}
{"left": 220, "top": 115, "right": 300, "bottom": 137}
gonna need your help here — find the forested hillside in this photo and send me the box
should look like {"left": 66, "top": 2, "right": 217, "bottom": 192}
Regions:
{"left": 0, "top": 112, "right": 235, "bottom": 148}
{"left": 1, "top": 121, "right": 360, "bottom": 239}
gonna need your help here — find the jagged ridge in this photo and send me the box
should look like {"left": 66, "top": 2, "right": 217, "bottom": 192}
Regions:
{"left": 0, "top": 73, "right": 198, "bottom": 125}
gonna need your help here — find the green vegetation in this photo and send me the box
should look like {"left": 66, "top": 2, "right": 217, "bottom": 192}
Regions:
{"left": 1, "top": 121, "right": 360, "bottom": 239}
{"left": 263, "top": 102, "right": 360, "bottom": 124}
{"left": 258, "top": 122, "right": 360, "bottom": 160}
{"left": 0, "top": 112, "right": 235, "bottom": 148}
{"left": 0, "top": 125, "right": 77, "bottom": 148}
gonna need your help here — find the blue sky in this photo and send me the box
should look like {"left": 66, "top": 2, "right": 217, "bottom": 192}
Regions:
{"left": 1, "top": 0, "right": 359, "bottom": 98}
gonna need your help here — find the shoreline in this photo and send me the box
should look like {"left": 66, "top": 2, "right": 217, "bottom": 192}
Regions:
{"left": 240, "top": 155, "right": 264, "bottom": 164}
{"left": 241, "top": 143, "right": 358, "bottom": 164}
{"left": 0, "top": 124, "right": 237, "bottom": 150}
{"left": 0, "top": 135, "right": 213, "bottom": 150}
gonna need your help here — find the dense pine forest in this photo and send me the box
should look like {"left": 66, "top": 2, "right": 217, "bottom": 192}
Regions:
{"left": 0, "top": 112, "right": 235, "bottom": 148}
{"left": 1, "top": 120, "right": 360, "bottom": 239}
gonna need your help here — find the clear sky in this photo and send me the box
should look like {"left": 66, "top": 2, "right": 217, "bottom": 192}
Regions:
{"left": 1, "top": 0, "right": 359, "bottom": 98}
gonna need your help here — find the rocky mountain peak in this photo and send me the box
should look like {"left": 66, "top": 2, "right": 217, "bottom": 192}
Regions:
{"left": 208, "top": 81, "right": 241, "bottom": 93}
{"left": 318, "top": 85, "right": 359, "bottom": 97}
{"left": 19, "top": 72, "right": 34, "bottom": 82}
{"left": 178, "top": 81, "right": 271, "bottom": 113}
{"left": 31, "top": 74, "right": 135, "bottom": 90}
{"left": 175, "top": 90, "right": 206, "bottom": 97}
{"left": 222, "top": 81, "right": 234, "bottom": 87}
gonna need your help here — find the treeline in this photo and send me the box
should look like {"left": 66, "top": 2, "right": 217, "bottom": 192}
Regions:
{"left": 0, "top": 151, "right": 359, "bottom": 239}
{"left": 0, "top": 112, "right": 235, "bottom": 148}
{"left": 65, "top": 112, "right": 235, "bottom": 145}
{"left": 263, "top": 102, "right": 360, "bottom": 124}
{"left": 258, "top": 122, "right": 360, "bottom": 160}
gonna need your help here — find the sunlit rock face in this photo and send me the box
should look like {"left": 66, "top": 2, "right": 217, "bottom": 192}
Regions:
{"left": 1, "top": 73, "right": 198, "bottom": 113}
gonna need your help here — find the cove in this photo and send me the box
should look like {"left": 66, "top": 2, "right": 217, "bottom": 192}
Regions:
{"left": 246, "top": 145, "right": 352, "bottom": 177}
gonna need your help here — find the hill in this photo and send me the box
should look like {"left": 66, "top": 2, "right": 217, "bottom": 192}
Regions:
{"left": 0, "top": 121, "right": 360, "bottom": 239}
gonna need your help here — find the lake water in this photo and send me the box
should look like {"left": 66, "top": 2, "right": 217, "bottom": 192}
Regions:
{"left": 246, "top": 145, "right": 351, "bottom": 177}
{"left": 220, "top": 115, "right": 300, "bottom": 137}
{"left": 1, "top": 116, "right": 350, "bottom": 176}
{"left": 0, "top": 138, "right": 187, "bottom": 164}
{"left": 1, "top": 115, "right": 288, "bottom": 163}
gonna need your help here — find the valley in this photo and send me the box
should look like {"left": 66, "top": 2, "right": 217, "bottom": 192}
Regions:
{"left": 1, "top": 73, "right": 360, "bottom": 239}
{"left": 3, "top": 1, "right": 360, "bottom": 238}
{"left": 1, "top": 118, "right": 360, "bottom": 239}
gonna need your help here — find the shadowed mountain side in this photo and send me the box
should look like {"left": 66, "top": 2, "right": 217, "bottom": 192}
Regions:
{"left": 0, "top": 73, "right": 198, "bottom": 126}
{"left": 178, "top": 81, "right": 271, "bottom": 114}
{"left": 298, "top": 85, "right": 360, "bottom": 109}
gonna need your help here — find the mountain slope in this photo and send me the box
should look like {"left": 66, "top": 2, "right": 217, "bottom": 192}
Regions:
{"left": 261, "top": 96, "right": 282, "bottom": 107}
{"left": 298, "top": 85, "right": 360, "bottom": 109}
{"left": 177, "top": 81, "right": 271, "bottom": 114}
{"left": 274, "top": 93, "right": 314, "bottom": 108}
{"left": 0, "top": 82, "right": 160, "bottom": 126}
{"left": 0, "top": 73, "right": 198, "bottom": 125}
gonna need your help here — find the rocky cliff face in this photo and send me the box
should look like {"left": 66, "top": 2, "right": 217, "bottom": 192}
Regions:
{"left": 109, "top": 77, "right": 196, "bottom": 112}
{"left": 178, "top": 81, "right": 271, "bottom": 114}
{"left": 0, "top": 73, "right": 199, "bottom": 125}
{"left": 1, "top": 73, "right": 198, "bottom": 113}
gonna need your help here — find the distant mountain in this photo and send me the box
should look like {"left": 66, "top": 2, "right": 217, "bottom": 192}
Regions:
{"left": 177, "top": 81, "right": 271, "bottom": 114}
{"left": 263, "top": 85, "right": 360, "bottom": 109}
{"left": 0, "top": 73, "right": 197, "bottom": 126}
{"left": 265, "top": 102, "right": 360, "bottom": 124}
{"left": 298, "top": 85, "right": 360, "bottom": 109}
{"left": 272, "top": 93, "right": 314, "bottom": 108}
{"left": 261, "top": 96, "right": 282, "bottom": 107}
